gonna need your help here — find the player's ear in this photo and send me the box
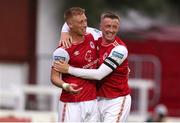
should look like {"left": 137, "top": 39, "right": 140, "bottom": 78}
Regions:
{"left": 67, "top": 20, "right": 73, "bottom": 29}
{"left": 69, "top": 24, "right": 73, "bottom": 29}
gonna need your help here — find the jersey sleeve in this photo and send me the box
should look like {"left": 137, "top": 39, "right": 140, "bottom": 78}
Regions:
{"left": 68, "top": 45, "right": 128, "bottom": 80}
{"left": 68, "top": 64, "right": 112, "bottom": 80}
{"left": 104, "top": 45, "right": 128, "bottom": 70}
{"left": 52, "top": 48, "right": 70, "bottom": 63}
{"left": 86, "top": 27, "right": 102, "bottom": 40}
{"left": 61, "top": 22, "right": 102, "bottom": 40}
{"left": 61, "top": 22, "right": 69, "bottom": 32}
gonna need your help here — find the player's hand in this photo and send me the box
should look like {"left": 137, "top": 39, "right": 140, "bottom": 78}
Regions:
{"left": 53, "top": 60, "right": 69, "bottom": 73}
{"left": 62, "top": 83, "right": 83, "bottom": 94}
{"left": 59, "top": 32, "right": 72, "bottom": 48}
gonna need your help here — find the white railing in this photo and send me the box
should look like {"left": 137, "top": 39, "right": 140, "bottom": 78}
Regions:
{"left": 129, "top": 79, "right": 154, "bottom": 116}
{"left": 128, "top": 54, "right": 161, "bottom": 106}
{"left": 0, "top": 79, "right": 153, "bottom": 117}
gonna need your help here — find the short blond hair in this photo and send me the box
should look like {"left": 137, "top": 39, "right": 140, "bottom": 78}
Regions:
{"left": 101, "top": 11, "right": 120, "bottom": 22}
{"left": 64, "top": 7, "right": 85, "bottom": 21}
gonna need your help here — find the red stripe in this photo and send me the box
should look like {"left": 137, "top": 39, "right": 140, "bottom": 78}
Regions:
{"left": 116, "top": 96, "right": 126, "bottom": 122}
{"left": 61, "top": 103, "right": 67, "bottom": 122}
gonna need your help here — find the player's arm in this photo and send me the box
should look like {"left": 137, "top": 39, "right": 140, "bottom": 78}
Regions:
{"left": 51, "top": 48, "right": 82, "bottom": 93}
{"left": 58, "top": 23, "right": 72, "bottom": 48}
{"left": 86, "top": 27, "right": 102, "bottom": 40}
{"left": 51, "top": 69, "right": 66, "bottom": 89}
{"left": 54, "top": 45, "right": 128, "bottom": 80}
{"left": 59, "top": 22, "right": 102, "bottom": 47}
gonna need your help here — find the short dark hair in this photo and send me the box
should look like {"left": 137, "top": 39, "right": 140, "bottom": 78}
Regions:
{"left": 101, "top": 11, "right": 120, "bottom": 21}
{"left": 64, "top": 7, "right": 85, "bottom": 21}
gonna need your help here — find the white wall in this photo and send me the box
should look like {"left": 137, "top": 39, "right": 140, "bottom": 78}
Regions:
{"left": 36, "top": 0, "right": 64, "bottom": 85}
{"left": 36, "top": 0, "right": 64, "bottom": 110}
{"left": 0, "top": 63, "right": 28, "bottom": 109}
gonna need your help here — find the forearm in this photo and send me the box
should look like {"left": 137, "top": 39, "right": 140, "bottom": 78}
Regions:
{"left": 59, "top": 23, "right": 72, "bottom": 47}
{"left": 51, "top": 69, "right": 82, "bottom": 93}
{"left": 68, "top": 64, "right": 113, "bottom": 80}
{"left": 51, "top": 69, "right": 64, "bottom": 88}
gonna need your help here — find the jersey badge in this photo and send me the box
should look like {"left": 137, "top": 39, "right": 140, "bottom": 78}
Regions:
{"left": 112, "top": 51, "right": 124, "bottom": 59}
{"left": 103, "top": 52, "right": 108, "bottom": 60}
{"left": 90, "top": 41, "right": 95, "bottom": 49}
{"left": 93, "top": 28, "right": 100, "bottom": 33}
{"left": 54, "top": 56, "right": 65, "bottom": 61}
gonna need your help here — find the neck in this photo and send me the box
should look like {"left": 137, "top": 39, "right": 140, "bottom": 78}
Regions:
{"left": 70, "top": 32, "right": 84, "bottom": 44}
{"left": 102, "top": 37, "right": 114, "bottom": 45}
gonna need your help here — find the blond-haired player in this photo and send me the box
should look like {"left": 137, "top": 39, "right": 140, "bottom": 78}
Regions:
{"left": 51, "top": 7, "right": 102, "bottom": 122}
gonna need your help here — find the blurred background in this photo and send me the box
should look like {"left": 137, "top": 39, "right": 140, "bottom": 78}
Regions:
{"left": 0, "top": 0, "right": 180, "bottom": 122}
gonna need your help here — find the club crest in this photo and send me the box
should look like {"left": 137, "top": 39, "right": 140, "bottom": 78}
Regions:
{"left": 90, "top": 41, "right": 95, "bottom": 49}
{"left": 103, "top": 52, "right": 108, "bottom": 60}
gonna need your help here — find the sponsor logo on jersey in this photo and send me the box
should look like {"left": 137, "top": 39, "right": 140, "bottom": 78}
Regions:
{"left": 112, "top": 51, "right": 124, "bottom": 59}
{"left": 54, "top": 56, "right": 65, "bottom": 61}
{"left": 90, "top": 41, "right": 95, "bottom": 49}
{"left": 74, "top": 51, "right": 80, "bottom": 56}
{"left": 93, "top": 28, "right": 100, "bottom": 33}
{"left": 83, "top": 58, "right": 99, "bottom": 69}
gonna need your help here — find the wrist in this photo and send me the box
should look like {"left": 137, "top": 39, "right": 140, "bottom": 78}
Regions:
{"left": 68, "top": 66, "right": 73, "bottom": 74}
{"left": 62, "top": 83, "right": 70, "bottom": 90}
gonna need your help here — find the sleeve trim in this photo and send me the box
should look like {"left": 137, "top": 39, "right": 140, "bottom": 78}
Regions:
{"left": 104, "top": 57, "right": 119, "bottom": 70}
{"left": 104, "top": 61, "right": 115, "bottom": 70}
